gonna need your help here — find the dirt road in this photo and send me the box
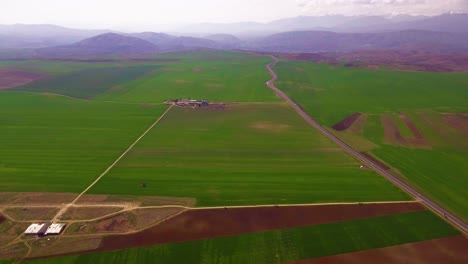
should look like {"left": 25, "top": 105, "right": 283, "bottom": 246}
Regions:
{"left": 52, "top": 105, "right": 174, "bottom": 221}
{"left": 265, "top": 56, "right": 467, "bottom": 233}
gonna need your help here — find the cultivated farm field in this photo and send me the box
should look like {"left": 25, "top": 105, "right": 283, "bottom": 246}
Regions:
{"left": 275, "top": 61, "right": 468, "bottom": 219}
{"left": 94, "top": 52, "right": 277, "bottom": 103}
{"left": 24, "top": 211, "right": 460, "bottom": 264}
{"left": 88, "top": 103, "right": 408, "bottom": 206}
{"left": 14, "top": 66, "right": 158, "bottom": 99}
{"left": 0, "top": 92, "right": 168, "bottom": 193}
{"left": 0, "top": 51, "right": 465, "bottom": 263}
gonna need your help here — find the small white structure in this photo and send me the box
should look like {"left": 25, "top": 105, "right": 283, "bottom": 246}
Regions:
{"left": 45, "top": 223, "right": 66, "bottom": 235}
{"left": 24, "top": 222, "right": 66, "bottom": 236}
{"left": 24, "top": 223, "right": 50, "bottom": 236}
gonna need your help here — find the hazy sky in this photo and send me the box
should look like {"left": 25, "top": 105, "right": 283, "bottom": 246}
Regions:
{"left": 1, "top": 0, "right": 467, "bottom": 30}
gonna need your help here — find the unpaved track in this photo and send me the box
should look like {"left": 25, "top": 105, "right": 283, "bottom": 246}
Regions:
{"left": 52, "top": 105, "right": 174, "bottom": 221}
{"left": 265, "top": 56, "right": 467, "bottom": 233}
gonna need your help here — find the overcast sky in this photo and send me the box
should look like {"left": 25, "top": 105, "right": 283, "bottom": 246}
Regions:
{"left": 1, "top": 0, "right": 467, "bottom": 30}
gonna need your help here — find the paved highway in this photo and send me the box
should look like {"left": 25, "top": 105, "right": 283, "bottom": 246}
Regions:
{"left": 265, "top": 56, "right": 468, "bottom": 234}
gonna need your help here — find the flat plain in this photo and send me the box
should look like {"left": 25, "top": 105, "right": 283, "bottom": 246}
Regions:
{"left": 88, "top": 103, "right": 408, "bottom": 206}
{"left": 275, "top": 61, "right": 468, "bottom": 219}
{"left": 0, "top": 51, "right": 465, "bottom": 263}
{"left": 0, "top": 92, "right": 168, "bottom": 193}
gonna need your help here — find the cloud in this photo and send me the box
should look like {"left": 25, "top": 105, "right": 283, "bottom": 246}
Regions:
{"left": 297, "top": 0, "right": 468, "bottom": 15}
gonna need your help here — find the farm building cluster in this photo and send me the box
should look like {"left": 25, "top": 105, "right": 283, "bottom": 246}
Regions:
{"left": 166, "top": 99, "right": 209, "bottom": 108}
{"left": 24, "top": 222, "right": 66, "bottom": 237}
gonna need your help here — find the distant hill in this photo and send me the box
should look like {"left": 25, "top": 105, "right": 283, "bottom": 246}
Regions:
{"left": 128, "top": 32, "right": 177, "bottom": 45}
{"left": 204, "top": 34, "right": 241, "bottom": 45}
{"left": 0, "top": 24, "right": 110, "bottom": 49}
{"left": 34, "top": 33, "right": 159, "bottom": 58}
{"left": 341, "top": 13, "right": 468, "bottom": 33}
{"left": 130, "top": 32, "right": 224, "bottom": 51}
{"left": 177, "top": 14, "right": 468, "bottom": 35}
{"left": 245, "top": 30, "right": 468, "bottom": 53}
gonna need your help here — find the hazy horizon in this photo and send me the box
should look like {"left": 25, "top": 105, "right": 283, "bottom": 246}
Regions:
{"left": 2, "top": 0, "right": 468, "bottom": 31}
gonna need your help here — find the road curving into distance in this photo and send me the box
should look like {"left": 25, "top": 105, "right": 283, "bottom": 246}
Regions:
{"left": 265, "top": 55, "right": 468, "bottom": 234}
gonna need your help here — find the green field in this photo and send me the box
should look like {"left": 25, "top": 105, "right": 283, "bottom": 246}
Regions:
{"left": 14, "top": 66, "right": 158, "bottom": 99}
{"left": 0, "top": 92, "right": 167, "bottom": 193}
{"left": 25, "top": 211, "right": 459, "bottom": 264}
{"left": 5, "top": 51, "right": 277, "bottom": 103}
{"left": 275, "top": 61, "right": 468, "bottom": 219}
{"left": 94, "top": 53, "right": 277, "bottom": 103}
{"left": 275, "top": 61, "right": 468, "bottom": 126}
{"left": 0, "top": 52, "right": 463, "bottom": 263}
{"left": 88, "top": 103, "right": 408, "bottom": 206}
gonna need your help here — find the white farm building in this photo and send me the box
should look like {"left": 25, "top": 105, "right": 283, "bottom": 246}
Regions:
{"left": 24, "top": 223, "right": 66, "bottom": 236}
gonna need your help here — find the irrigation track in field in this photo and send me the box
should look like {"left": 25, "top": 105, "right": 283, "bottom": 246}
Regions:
{"left": 51, "top": 104, "right": 174, "bottom": 222}
{"left": 265, "top": 55, "right": 468, "bottom": 234}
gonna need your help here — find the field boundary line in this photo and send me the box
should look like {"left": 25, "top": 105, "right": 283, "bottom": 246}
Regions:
{"left": 52, "top": 104, "right": 174, "bottom": 221}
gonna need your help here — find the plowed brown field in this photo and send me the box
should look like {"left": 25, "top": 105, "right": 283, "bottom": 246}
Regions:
{"left": 288, "top": 235, "right": 468, "bottom": 264}
{"left": 332, "top": 113, "right": 362, "bottom": 131}
{"left": 0, "top": 68, "right": 46, "bottom": 89}
{"left": 95, "top": 203, "right": 423, "bottom": 253}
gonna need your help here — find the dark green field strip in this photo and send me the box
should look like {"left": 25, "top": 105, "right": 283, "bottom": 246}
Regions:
{"left": 24, "top": 211, "right": 459, "bottom": 264}
{"left": 0, "top": 92, "right": 168, "bottom": 193}
{"left": 89, "top": 104, "right": 408, "bottom": 206}
{"left": 12, "top": 66, "right": 158, "bottom": 99}
{"left": 275, "top": 61, "right": 468, "bottom": 126}
{"left": 94, "top": 55, "right": 278, "bottom": 103}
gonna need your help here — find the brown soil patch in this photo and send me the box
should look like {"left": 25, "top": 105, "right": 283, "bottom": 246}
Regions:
{"left": 28, "top": 237, "right": 102, "bottom": 259}
{"left": 94, "top": 203, "right": 423, "bottom": 253}
{"left": 0, "top": 220, "right": 29, "bottom": 245}
{"left": 0, "top": 242, "right": 27, "bottom": 259}
{"left": 65, "top": 207, "right": 183, "bottom": 235}
{"left": 252, "top": 121, "right": 291, "bottom": 133}
{"left": 399, "top": 114, "right": 430, "bottom": 148}
{"left": 0, "top": 192, "right": 195, "bottom": 207}
{"left": 347, "top": 114, "right": 368, "bottom": 134}
{"left": 360, "top": 152, "right": 391, "bottom": 170}
{"left": 60, "top": 207, "right": 123, "bottom": 221}
{"left": 67, "top": 212, "right": 135, "bottom": 234}
{"left": 4, "top": 207, "right": 60, "bottom": 221}
{"left": 0, "top": 68, "right": 47, "bottom": 89}
{"left": 381, "top": 115, "right": 406, "bottom": 146}
{"left": 98, "top": 218, "right": 132, "bottom": 232}
{"left": 133, "top": 207, "right": 185, "bottom": 230}
{"left": 332, "top": 113, "right": 362, "bottom": 131}
{"left": 443, "top": 113, "right": 468, "bottom": 137}
{"left": 0, "top": 192, "right": 77, "bottom": 206}
{"left": 399, "top": 114, "right": 423, "bottom": 139}
{"left": 76, "top": 194, "right": 195, "bottom": 207}
{"left": 289, "top": 235, "right": 468, "bottom": 264}
{"left": 205, "top": 103, "right": 226, "bottom": 111}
